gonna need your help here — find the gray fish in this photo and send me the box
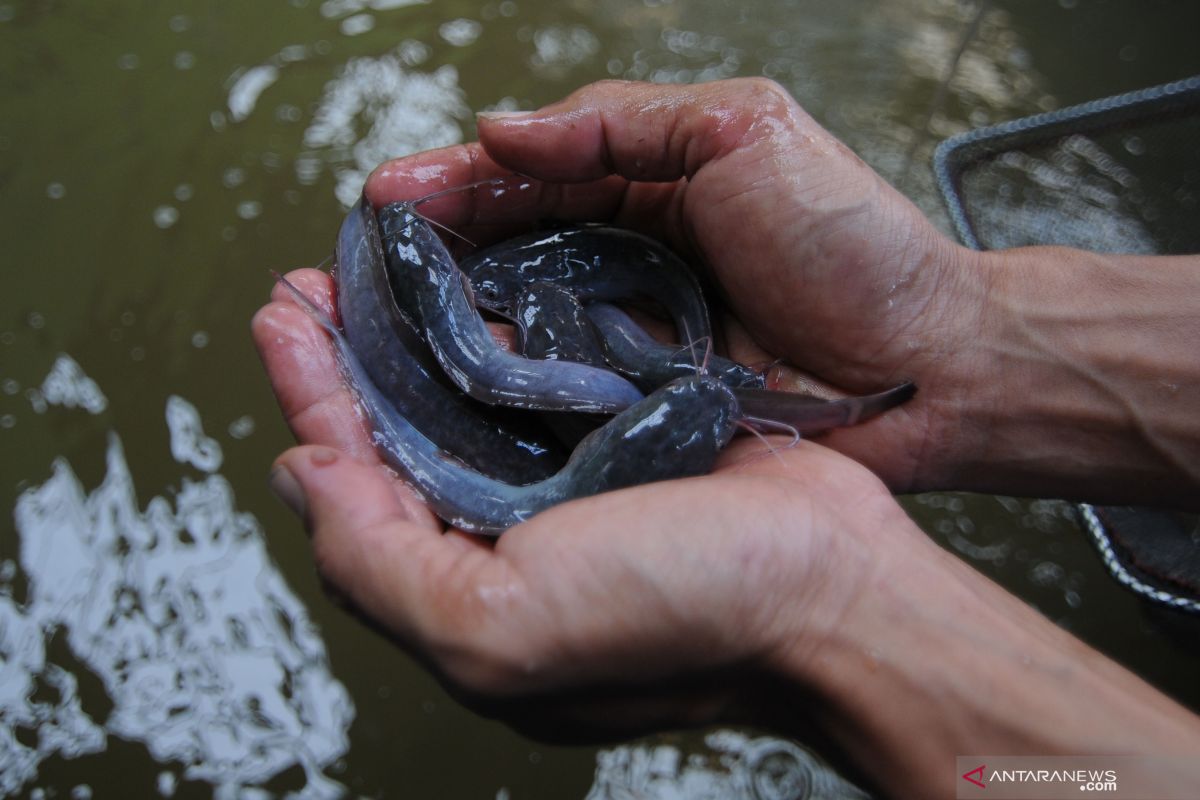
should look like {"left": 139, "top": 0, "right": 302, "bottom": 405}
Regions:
{"left": 335, "top": 197, "right": 566, "bottom": 484}
{"left": 460, "top": 225, "right": 713, "bottom": 345}
{"left": 278, "top": 274, "right": 740, "bottom": 536}
{"left": 378, "top": 204, "right": 645, "bottom": 414}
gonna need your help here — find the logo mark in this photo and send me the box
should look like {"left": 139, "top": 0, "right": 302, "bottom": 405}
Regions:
{"left": 962, "top": 764, "right": 986, "bottom": 788}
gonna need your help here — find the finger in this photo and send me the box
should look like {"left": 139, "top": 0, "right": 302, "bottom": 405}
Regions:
{"left": 363, "top": 143, "right": 643, "bottom": 242}
{"left": 471, "top": 78, "right": 840, "bottom": 259}
{"left": 476, "top": 78, "right": 813, "bottom": 184}
{"left": 272, "top": 445, "right": 458, "bottom": 638}
{"left": 252, "top": 269, "right": 376, "bottom": 464}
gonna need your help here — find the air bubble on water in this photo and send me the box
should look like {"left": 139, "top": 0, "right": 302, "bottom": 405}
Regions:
{"left": 174, "top": 183, "right": 194, "bottom": 202}
{"left": 341, "top": 13, "right": 375, "bottom": 35}
{"left": 2, "top": 379, "right": 18, "bottom": 395}
{"left": 40, "top": 354, "right": 106, "bottom": 413}
{"left": 222, "top": 167, "right": 246, "bottom": 188}
{"left": 237, "top": 200, "right": 263, "bottom": 220}
{"left": 157, "top": 772, "right": 177, "bottom": 797}
{"left": 27, "top": 312, "right": 45, "bottom": 330}
{"left": 279, "top": 44, "right": 310, "bottom": 63}
{"left": 129, "top": 347, "right": 146, "bottom": 362}
{"left": 153, "top": 205, "right": 180, "bottom": 229}
{"left": 26, "top": 387, "right": 48, "bottom": 413}
{"left": 174, "top": 51, "right": 196, "bottom": 70}
{"left": 440, "top": 18, "right": 482, "bottom": 47}
{"left": 191, "top": 331, "right": 210, "bottom": 348}
{"left": 275, "top": 104, "right": 303, "bottom": 123}
{"left": 70, "top": 784, "right": 92, "bottom": 800}
{"left": 227, "top": 65, "right": 281, "bottom": 122}
{"left": 168, "top": 14, "right": 191, "bottom": 32}
{"left": 1, "top": 414, "right": 15, "bottom": 429}
{"left": 395, "top": 39, "right": 430, "bottom": 66}
{"left": 47, "top": 182, "right": 66, "bottom": 199}
{"left": 166, "top": 395, "right": 223, "bottom": 472}
{"left": 117, "top": 53, "right": 140, "bottom": 70}
{"left": 228, "top": 415, "right": 256, "bottom": 439}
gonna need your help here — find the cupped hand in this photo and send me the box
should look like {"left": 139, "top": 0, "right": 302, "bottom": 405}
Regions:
{"left": 252, "top": 268, "right": 921, "bottom": 737}
{"left": 366, "top": 78, "right": 990, "bottom": 492}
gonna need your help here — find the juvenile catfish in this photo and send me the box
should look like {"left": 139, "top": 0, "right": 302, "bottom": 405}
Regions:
{"left": 377, "top": 204, "right": 645, "bottom": 415}
{"left": 277, "top": 274, "right": 740, "bottom": 535}
{"left": 335, "top": 197, "right": 566, "bottom": 484}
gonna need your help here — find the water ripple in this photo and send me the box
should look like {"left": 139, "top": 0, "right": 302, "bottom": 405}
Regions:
{"left": 4, "top": 390, "right": 353, "bottom": 796}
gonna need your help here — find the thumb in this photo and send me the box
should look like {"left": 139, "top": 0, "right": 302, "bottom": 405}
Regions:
{"left": 268, "top": 445, "right": 447, "bottom": 638}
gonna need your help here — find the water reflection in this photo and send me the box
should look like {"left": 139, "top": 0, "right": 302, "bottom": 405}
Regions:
{"left": 961, "top": 134, "right": 1159, "bottom": 252}
{"left": 4, "top": 0, "right": 1200, "bottom": 794}
{"left": 4, "top": 364, "right": 353, "bottom": 797}
{"left": 301, "top": 56, "right": 469, "bottom": 206}
{"left": 586, "top": 731, "right": 868, "bottom": 800}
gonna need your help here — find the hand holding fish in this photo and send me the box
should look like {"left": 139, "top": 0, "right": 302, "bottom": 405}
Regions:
{"left": 255, "top": 78, "right": 1200, "bottom": 799}
{"left": 368, "top": 78, "right": 1200, "bottom": 507}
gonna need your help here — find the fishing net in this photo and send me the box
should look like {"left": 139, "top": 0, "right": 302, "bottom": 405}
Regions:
{"left": 933, "top": 74, "right": 1200, "bottom": 613}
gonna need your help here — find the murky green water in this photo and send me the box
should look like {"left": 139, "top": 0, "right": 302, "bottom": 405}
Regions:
{"left": 2, "top": 0, "right": 1198, "bottom": 796}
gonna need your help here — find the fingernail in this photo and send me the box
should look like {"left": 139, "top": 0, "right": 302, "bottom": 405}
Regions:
{"left": 477, "top": 109, "right": 531, "bottom": 121}
{"left": 268, "top": 464, "right": 308, "bottom": 521}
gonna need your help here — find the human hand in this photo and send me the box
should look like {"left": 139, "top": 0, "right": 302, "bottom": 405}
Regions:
{"left": 366, "top": 78, "right": 989, "bottom": 493}
{"left": 252, "top": 268, "right": 923, "bottom": 737}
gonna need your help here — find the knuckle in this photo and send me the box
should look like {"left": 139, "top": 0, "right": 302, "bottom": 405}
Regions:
{"left": 732, "top": 76, "right": 793, "bottom": 106}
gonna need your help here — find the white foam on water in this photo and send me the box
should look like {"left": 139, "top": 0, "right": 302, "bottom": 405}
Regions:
{"left": 4, "top": 392, "right": 354, "bottom": 796}
{"left": 301, "top": 57, "right": 469, "bottom": 206}
{"left": 166, "top": 395, "right": 224, "bottom": 473}
{"left": 227, "top": 65, "right": 281, "bottom": 123}
{"left": 585, "top": 730, "right": 868, "bottom": 799}
{"left": 40, "top": 354, "right": 107, "bottom": 414}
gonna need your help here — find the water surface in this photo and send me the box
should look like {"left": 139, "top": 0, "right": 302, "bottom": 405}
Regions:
{"left": 2, "top": 0, "right": 1198, "bottom": 796}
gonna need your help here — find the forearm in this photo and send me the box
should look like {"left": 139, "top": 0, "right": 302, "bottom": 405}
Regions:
{"left": 771, "top": 524, "right": 1200, "bottom": 799}
{"left": 936, "top": 246, "right": 1200, "bottom": 507}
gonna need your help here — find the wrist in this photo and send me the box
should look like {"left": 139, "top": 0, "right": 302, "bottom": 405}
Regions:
{"left": 764, "top": 524, "right": 1200, "bottom": 798}
{"left": 926, "top": 246, "right": 1200, "bottom": 506}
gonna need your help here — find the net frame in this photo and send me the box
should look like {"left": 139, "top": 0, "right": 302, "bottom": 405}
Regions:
{"left": 932, "top": 74, "right": 1200, "bottom": 614}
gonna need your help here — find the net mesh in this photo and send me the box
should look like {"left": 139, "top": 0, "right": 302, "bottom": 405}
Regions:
{"left": 933, "top": 74, "right": 1200, "bottom": 613}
